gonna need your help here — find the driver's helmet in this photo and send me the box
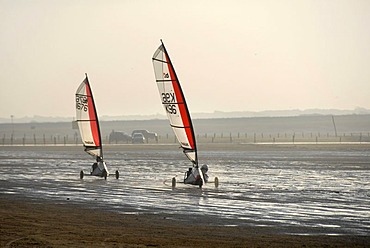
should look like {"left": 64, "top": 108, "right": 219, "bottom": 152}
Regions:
{"left": 201, "top": 164, "right": 208, "bottom": 173}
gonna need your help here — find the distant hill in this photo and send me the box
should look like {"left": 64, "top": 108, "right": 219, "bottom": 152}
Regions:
{"left": 1, "top": 108, "right": 369, "bottom": 123}
{"left": 1, "top": 115, "right": 369, "bottom": 144}
{"left": 192, "top": 107, "right": 370, "bottom": 119}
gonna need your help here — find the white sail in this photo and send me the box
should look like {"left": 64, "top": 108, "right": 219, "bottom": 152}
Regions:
{"left": 152, "top": 41, "right": 197, "bottom": 164}
{"left": 75, "top": 75, "right": 103, "bottom": 160}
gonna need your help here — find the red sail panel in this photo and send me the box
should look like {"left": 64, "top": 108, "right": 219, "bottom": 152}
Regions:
{"left": 85, "top": 82, "right": 100, "bottom": 147}
{"left": 165, "top": 52, "right": 195, "bottom": 150}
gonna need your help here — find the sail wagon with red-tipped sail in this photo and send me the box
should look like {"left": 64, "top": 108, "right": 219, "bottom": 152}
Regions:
{"left": 152, "top": 41, "right": 218, "bottom": 188}
{"left": 75, "top": 74, "right": 119, "bottom": 180}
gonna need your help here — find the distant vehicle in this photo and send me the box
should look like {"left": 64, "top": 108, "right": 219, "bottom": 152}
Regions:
{"left": 109, "top": 130, "right": 131, "bottom": 143}
{"left": 132, "top": 133, "right": 145, "bottom": 144}
{"left": 131, "top": 129, "right": 158, "bottom": 142}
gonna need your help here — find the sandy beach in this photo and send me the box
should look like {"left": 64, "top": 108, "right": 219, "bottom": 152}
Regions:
{"left": 1, "top": 143, "right": 370, "bottom": 247}
{"left": 1, "top": 197, "right": 369, "bottom": 248}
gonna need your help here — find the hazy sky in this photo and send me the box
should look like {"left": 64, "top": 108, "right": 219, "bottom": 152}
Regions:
{"left": 1, "top": 0, "right": 369, "bottom": 119}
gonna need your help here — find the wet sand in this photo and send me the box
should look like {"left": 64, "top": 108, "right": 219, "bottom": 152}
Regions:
{"left": 1, "top": 143, "right": 370, "bottom": 247}
{"left": 1, "top": 198, "right": 369, "bottom": 248}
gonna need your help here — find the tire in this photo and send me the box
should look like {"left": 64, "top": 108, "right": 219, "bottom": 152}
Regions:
{"left": 214, "top": 177, "right": 219, "bottom": 188}
{"left": 115, "top": 170, "right": 119, "bottom": 179}
{"left": 171, "top": 177, "right": 176, "bottom": 188}
{"left": 80, "top": 170, "right": 84, "bottom": 179}
{"left": 199, "top": 179, "right": 203, "bottom": 189}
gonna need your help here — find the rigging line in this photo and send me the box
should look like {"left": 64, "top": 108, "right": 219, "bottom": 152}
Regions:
{"left": 183, "top": 148, "right": 196, "bottom": 152}
{"left": 76, "top": 119, "right": 98, "bottom": 122}
{"left": 152, "top": 58, "right": 168, "bottom": 63}
{"left": 76, "top": 93, "right": 91, "bottom": 97}
{"left": 156, "top": 79, "right": 175, "bottom": 82}
{"left": 161, "top": 101, "right": 184, "bottom": 105}
{"left": 170, "top": 124, "right": 191, "bottom": 129}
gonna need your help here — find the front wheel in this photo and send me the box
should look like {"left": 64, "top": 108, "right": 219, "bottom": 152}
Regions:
{"left": 115, "top": 170, "right": 119, "bottom": 179}
{"left": 80, "top": 170, "right": 84, "bottom": 179}
{"left": 102, "top": 170, "right": 107, "bottom": 180}
{"left": 171, "top": 177, "right": 176, "bottom": 188}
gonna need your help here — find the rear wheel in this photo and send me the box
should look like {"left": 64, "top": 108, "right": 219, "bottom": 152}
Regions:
{"left": 115, "top": 170, "right": 119, "bottom": 179}
{"left": 199, "top": 179, "right": 203, "bottom": 189}
{"left": 214, "top": 177, "right": 219, "bottom": 188}
{"left": 80, "top": 170, "right": 84, "bottom": 179}
{"left": 171, "top": 177, "right": 176, "bottom": 188}
{"left": 102, "top": 170, "right": 107, "bottom": 180}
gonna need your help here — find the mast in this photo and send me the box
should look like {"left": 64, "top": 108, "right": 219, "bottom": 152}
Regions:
{"left": 84, "top": 73, "right": 103, "bottom": 161}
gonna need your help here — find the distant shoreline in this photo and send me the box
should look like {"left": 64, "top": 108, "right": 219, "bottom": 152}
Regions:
{"left": 1, "top": 142, "right": 369, "bottom": 152}
{"left": 1, "top": 109, "right": 370, "bottom": 123}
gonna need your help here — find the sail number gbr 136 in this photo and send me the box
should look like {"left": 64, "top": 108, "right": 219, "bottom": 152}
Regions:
{"left": 162, "top": 92, "right": 177, "bottom": 115}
